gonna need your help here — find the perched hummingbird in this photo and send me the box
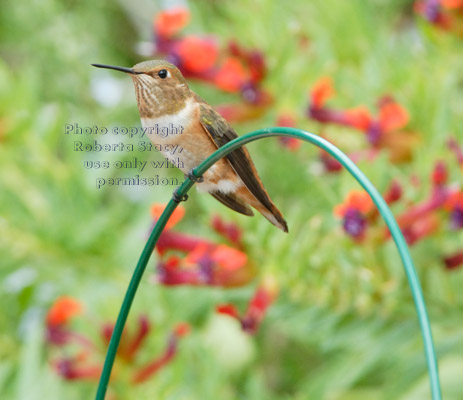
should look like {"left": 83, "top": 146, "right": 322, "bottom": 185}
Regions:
{"left": 92, "top": 60, "right": 288, "bottom": 232}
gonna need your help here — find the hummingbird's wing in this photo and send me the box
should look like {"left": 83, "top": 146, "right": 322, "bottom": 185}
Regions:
{"left": 198, "top": 103, "right": 277, "bottom": 214}
{"left": 211, "top": 192, "right": 254, "bottom": 216}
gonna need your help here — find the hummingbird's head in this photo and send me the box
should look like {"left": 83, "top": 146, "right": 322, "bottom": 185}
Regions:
{"left": 131, "top": 60, "right": 187, "bottom": 85}
{"left": 92, "top": 60, "right": 190, "bottom": 118}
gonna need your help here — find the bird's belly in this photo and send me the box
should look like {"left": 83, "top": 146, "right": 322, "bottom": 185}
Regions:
{"left": 141, "top": 116, "right": 242, "bottom": 194}
{"left": 141, "top": 116, "right": 191, "bottom": 171}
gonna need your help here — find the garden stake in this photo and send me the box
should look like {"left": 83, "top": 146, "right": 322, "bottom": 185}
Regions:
{"left": 95, "top": 127, "right": 441, "bottom": 400}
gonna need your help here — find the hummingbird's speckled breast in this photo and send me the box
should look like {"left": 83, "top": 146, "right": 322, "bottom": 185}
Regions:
{"left": 140, "top": 98, "right": 242, "bottom": 194}
{"left": 132, "top": 72, "right": 242, "bottom": 194}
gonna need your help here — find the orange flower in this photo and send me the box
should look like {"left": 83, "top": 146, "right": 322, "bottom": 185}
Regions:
{"left": 441, "top": 0, "right": 463, "bottom": 9}
{"left": 211, "top": 244, "right": 248, "bottom": 271}
{"left": 444, "top": 191, "right": 463, "bottom": 211}
{"left": 184, "top": 242, "right": 212, "bottom": 265}
{"left": 185, "top": 243, "right": 248, "bottom": 271}
{"left": 334, "top": 190, "right": 374, "bottom": 217}
{"left": 151, "top": 203, "right": 185, "bottom": 230}
{"left": 46, "top": 296, "right": 83, "bottom": 326}
{"left": 378, "top": 98, "right": 409, "bottom": 133}
{"left": 310, "top": 77, "right": 335, "bottom": 108}
{"left": 176, "top": 36, "right": 218, "bottom": 73}
{"left": 214, "top": 57, "right": 249, "bottom": 92}
{"left": 216, "top": 304, "right": 239, "bottom": 318}
{"left": 154, "top": 7, "right": 190, "bottom": 38}
{"left": 343, "top": 106, "right": 372, "bottom": 130}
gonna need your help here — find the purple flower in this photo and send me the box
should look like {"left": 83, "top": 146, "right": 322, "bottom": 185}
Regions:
{"left": 424, "top": 0, "right": 441, "bottom": 22}
{"left": 343, "top": 209, "right": 367, "bottom": 239}
{"left": 450, "top": 208, "right": 463, "bottom": 230}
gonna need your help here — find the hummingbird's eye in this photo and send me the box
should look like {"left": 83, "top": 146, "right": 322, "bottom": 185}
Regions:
{"left": 157, "top": 69, "right": 168, "bottom": 79}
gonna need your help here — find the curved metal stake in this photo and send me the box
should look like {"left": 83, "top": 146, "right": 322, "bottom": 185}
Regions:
{"left": 95, "top": 127, "right": 441, "bottom": 400}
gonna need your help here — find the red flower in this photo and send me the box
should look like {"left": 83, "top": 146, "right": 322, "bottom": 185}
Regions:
{"left": 214, "top": 57, "right": 248, "bottom": 92}
{"left": 131, "top": 323, "right": 190, "bottom": 384}
{"left": 158, "top": 242, "right": 253, "bottom": 287}
{"left": 366, "top": 97, "right": 417, "bottom": 161}
{"left": 53, "top": 357, "right": 101, "bottom": 381}
{"left": 334, "top": 190, "right": 374, "bottom": 241}
{"left": 175, "top": 35, "right": 219, "bottom": 74}
{"left": 310, "top": 77, "right": 335, "bottom": 108}
{"left": 152, "top": 204, "right": 254, "bottom": 287}
{"left": 154, "top": 7, "right": 190, "bottom": 38}
{"left": 308, "top": 77, "right": 352, "bottom": 126}
{"left": 387, "top": 164, "right": 460, "bottom": 244}
{"left": 378, "top": 97, "right": 409, "bottom": 133}
{"left": 210, "top": 244, "right": 248, "bottom": 271}
{"left": 46, "top": 300, "right": 189, "bottom": 386}
{"left": 444, "top": 191, "right": 463, "bottom": 211}
{"left": 383, "top": 180, "right": 403, "bottom": 204}
{"left": 443, "top": 251, "right": 463, "bottom": 270}
{"left": 431, "top": 160, "right": 448, "bottom": 186}
{"left": 46, "top": 296, "right": 83, "bottom": 327}
{"left": 216, "top": 304, "right": 240, "bottom": 319}
{"left": 307, "top": 80, "right": 419, "bottom": 163}
{"left": 211, "top": 214, "right": 243, "bottom": 246}
{"left": 119, "top": 315, "right": 151, "bottom": 362}
{"left": 45, "top": 297, "right": 95, "bottom": 349}
{"left": 401, "top": 213, "right": 441, "bottom": 245}
{"left": 343, "top": 106, "right": 372, "bottom": 130}
{"left": 444, "top": 190, "right": 463, "bottom": 229}
{"left": 414, "top": 1, "right": 456, "bottom": 31}
{"left": 151, "top": 203, "right": 185, "bottom": 230}
{"left": 374, "top": 96, "right": 419, "bottom": 161}
{"left": 441, "top": 0, "right": 463, "bottom": 9}
{"left": 227, "top": 41, "right": 267, "bottom": 83}
{"left": 157, "top": 256, "right": 202, "bottom": 286}
{"left": 334, "top": 190, "right": 374, "bottom": 218}
{"left": 217, "top": 276, "right": 278, "bottom": 334}
{"left": 151, "top": 203, "right": 210, "bottom": 255}
{"left": 151, "top": 10, "right": 273, "bottom": 123}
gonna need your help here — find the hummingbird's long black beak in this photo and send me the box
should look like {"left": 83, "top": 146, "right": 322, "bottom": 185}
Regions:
{"left": 91, "top": 64, "right": 143, "bottom": 74}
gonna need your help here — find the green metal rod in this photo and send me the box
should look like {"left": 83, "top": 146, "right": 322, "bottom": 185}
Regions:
{"left": 95, "top": 127, "right": 441, "bottom": 400}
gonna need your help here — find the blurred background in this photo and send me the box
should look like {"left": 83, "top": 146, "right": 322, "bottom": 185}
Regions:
{"left": 0, "top": 0, "right": 462, "bottom": 399}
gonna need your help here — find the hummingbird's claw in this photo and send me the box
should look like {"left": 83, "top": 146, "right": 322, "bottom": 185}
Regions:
{"left": 187, "top": 169, "right": 204, "bottom": 183}
{"left": 172, "top": 189, "right": 189, "bottom": 203}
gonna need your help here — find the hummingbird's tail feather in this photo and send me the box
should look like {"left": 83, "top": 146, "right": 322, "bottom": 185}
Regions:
{"left": 254, "top": 202, "right": 289, "bottom": 233}
{"left": 211, "top": 191, "right": 254, "bottom": 216}
{"left": 236, "top": 186, "right": 288, "bottom": 233}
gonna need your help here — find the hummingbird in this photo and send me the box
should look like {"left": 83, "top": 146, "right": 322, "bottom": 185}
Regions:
{"left": 92, "top": 60, "right": 288, "bottom": 232}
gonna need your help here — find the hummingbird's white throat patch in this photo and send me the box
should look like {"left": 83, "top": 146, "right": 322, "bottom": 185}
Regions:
{"left": 140, "top": 98, "right": 194, "bottom": 140}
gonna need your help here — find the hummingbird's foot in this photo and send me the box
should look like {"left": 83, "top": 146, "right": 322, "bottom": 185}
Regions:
{"left": 172, "top": 188, "right": 189, "bottom": 203}
{"left": 187, "top": 169, "right": 204, "bottom": 183}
